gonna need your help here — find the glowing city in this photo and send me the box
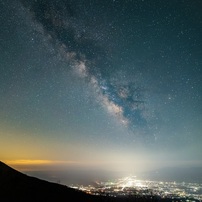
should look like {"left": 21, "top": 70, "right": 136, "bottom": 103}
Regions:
{"left": 72, "top": 176, "right": 202, "bottom": 202}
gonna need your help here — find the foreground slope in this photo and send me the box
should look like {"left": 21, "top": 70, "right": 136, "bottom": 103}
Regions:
{"left": 0, "top": 161, "right": 98, "bottom": 201}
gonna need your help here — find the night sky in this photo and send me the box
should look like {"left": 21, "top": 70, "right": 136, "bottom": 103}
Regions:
{"left": 0, "top": 0, "right": 202, "bottom": 183}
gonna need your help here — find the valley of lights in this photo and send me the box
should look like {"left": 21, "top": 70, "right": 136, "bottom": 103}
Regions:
{"left": 71, "top": 176, "right": 202, "bottom": 202}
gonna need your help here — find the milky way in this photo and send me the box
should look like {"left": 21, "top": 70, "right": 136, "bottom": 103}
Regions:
{"left": 20, "top": 0, "right": 159, "bottom": 139}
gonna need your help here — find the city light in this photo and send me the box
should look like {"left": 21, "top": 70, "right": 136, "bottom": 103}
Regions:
{"left": 70, "top": 176, "right": 202, "bottom": 202}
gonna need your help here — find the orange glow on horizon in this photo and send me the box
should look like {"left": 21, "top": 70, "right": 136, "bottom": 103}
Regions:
{"left": 4, "top": 159, "right": 82, "bottom": 171}
{"left": 5, "top": 159, "right": 95, "bottom": 167}
{"left": 5, "top": 159, "right": 53, "bottom": 165}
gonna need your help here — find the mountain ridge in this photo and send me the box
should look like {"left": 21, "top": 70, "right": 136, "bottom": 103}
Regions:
{"left": 0, "top": 161, "right": 101, "bottom": 201}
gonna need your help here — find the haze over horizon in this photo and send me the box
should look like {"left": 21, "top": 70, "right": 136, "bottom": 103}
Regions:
{"left": 0, "top": 0, "right": 202, "bottom": 185}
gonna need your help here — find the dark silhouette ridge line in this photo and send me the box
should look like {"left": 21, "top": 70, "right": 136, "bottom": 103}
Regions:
{"left": 0, "top": 161, "right": 100, "bottom": 201}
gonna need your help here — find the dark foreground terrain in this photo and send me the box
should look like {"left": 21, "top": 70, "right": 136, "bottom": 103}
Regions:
{"left": 0, "top": 161, "right": 176, "bottom": 202}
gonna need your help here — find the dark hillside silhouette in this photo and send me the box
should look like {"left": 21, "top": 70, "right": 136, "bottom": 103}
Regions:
{"left": 0, "top": 161, "right": 98, "bottom": 201}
